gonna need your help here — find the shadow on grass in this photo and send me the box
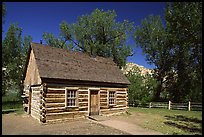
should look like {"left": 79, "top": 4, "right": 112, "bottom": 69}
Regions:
{"left": 165, "top": 115, "right": 202, "bottom": 124}
{"left": 164, "top": 115, "right": 202, "bottom": 134}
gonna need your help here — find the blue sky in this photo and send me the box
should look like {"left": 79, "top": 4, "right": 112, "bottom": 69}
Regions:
{"left": 3, "top": 2, "right": 166, "bottom": 69}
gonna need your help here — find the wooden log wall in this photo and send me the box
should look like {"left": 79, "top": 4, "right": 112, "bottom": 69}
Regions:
{"left": 30, "top": 86, "right": 42, "bottom": 122}
{"left": 78, "top": 88, "right": 89, "bottom": 112}
{"left": 43, "top": 87, "right": 89, "bottom": 123}
{"left": 100, "top": 89, "right": 108, "bottom": 109}
{"left": 35, "top": 84, "right": 128, "bottom": 123}
{"left": 22, "top": 87, "right": 30, "bottom": 113}
{"left": 100, "top": 88, "right": 128, "bottom": 115}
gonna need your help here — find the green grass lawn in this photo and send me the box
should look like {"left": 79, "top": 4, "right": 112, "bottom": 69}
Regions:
{"left": 128, "top": 107, "right": 202, "bottom": 135}
{"left": 2, "top": 95, "right": 24, "bottom": 115}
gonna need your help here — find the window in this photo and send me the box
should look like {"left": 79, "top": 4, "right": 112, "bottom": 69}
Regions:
{"left": 109, "top": 91, "right": 115, "bottom": 105}
{"left": 66, "top": 89, "right": 77, "bottom": 107}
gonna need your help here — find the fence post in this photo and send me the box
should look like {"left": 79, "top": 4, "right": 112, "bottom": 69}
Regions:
{"left": 168, "top": 100, "right": 171, "bottom": 110}
{"left": 188, "top": 101, "right": 191, "bottom": 111}
{"left": 149, "top": 102, "right": 152, "bottom": 108}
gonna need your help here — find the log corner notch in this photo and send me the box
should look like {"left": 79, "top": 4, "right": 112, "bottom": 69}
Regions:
{"left": 40, "top": 84, "right": 47, "bottom": 123}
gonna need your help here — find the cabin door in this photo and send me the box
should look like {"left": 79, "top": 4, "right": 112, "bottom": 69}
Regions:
{"left": 90, "top": 90, "right": 99, "bottom": 115}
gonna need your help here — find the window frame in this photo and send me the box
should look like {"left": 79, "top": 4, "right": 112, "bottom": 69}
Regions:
{"left": 108, "top": 91, "right": 116, "bottom": 106}
{"left": 65, "top": 88, "right": 78, "bottom": 108}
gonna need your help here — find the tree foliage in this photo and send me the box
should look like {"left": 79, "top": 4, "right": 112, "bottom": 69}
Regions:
{"left": 2, "top": 23, "right": 32, "bottom": 96}
{"left": 126, "top": 66, "right": 158, "bottom": 106}
{"left": 164, "top": 2, "right": 202, "bottom": 102}
{"left": 133, "top": 15, "right": 172, "bottom": 101}
{"left": 43, "top": 9, "right": 134, "bottom": 68}
{"left": 133, "top": 2, "right": 202, "bottom": 102}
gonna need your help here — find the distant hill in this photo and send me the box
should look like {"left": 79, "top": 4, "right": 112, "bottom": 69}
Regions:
{"left": 121, "top": 62, "right": 153, "bottom": 76}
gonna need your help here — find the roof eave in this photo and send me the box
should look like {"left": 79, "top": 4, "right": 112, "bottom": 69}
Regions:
{"left": 41, "top": 77, "right": 129, "bottom": 88}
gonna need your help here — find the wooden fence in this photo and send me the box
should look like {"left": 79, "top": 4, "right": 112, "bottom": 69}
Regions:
{"left": 129, "top": 101, "right": 202, "bottom": 111}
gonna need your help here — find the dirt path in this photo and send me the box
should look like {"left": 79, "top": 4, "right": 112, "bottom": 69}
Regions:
{"left": 2, "top": 112, "right": 162, "bottom": 135}
{"left": 2, "top": 113, "right": 128, "bottom": 135}
{"left": 99, "top": 120, "right": 162, "bottom": 135}
{"left": 89, "top": 115, "right": 162, "bottom": 135}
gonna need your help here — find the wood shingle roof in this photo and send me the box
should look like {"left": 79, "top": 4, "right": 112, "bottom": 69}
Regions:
{"left": 29, "top": 42, "right": 130, "bottom": 85}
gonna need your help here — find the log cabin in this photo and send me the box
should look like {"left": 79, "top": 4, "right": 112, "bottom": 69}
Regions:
{"left": 22, "top": 42, "right": 130, "bottom": 123}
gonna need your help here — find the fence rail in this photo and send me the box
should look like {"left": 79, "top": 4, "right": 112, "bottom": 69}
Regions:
{"left": 150, "top": 102, "right": 168, "bottom": 109}
{"left": 129, "top": 101, "right": 202, "bottom": 111}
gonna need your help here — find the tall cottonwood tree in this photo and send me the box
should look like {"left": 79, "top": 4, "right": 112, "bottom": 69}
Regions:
{"left": 43, "top": 9, "right": 134, "bottom": 68}
{"left": 164, "top": 2, "right": 202, "bottom": 102}
{"left": 133, "top": 2, "right": 202, "bottom": 102}
{"left": 133, "top": 15, "right": 172, "bottom": 101}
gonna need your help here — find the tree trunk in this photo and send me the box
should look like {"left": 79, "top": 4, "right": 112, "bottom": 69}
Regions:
{"left": 154, "top": 78, "right": 163, "bottom": 101}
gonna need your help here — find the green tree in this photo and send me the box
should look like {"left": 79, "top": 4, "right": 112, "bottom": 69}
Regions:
{"left": 43, "top": 9, "right": 134, "bottom": 68}
{"left": 126, "top": 66, "right": 157, "bottom": 106}
{"left": 42, "top": 32, "right": 73, "bottom": 50}
{"left": 2, "top": 23, "right": 32, "bottom": 96}
{"left": 126, "top": 66, "right": 144, "bottom": 106}
{"left": 164, "top": 2, "right": 202, "bottom": 102}
{"left": 133, "top": 15, "right": 172, "bottom": 101}
{"left": 144, "top": 73, "right": 159, "bottom": 101}
{"left": 133, "top": 2, "right": 202, "bottom": 102}
{"left": 2, "top": 23, "right": 23, "bottom": 96}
